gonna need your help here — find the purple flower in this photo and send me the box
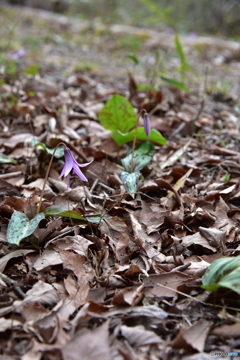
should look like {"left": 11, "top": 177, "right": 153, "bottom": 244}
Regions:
{"left": 10, "top": 48, "right": 26, "bottom": 60}
{"left": 59, "top": 147, "right": 93, "bottom": 188}
{"left": 143, "top": 112, "right": 151, "bottom": 137}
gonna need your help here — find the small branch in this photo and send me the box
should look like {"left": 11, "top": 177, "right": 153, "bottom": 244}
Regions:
{"left": 0, "top": 272, "right": 26, "bottom": 299}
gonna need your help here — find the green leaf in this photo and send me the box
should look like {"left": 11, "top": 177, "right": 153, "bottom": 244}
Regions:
{"left": 31, "top": 140, "right": 64, "bottom": 159}
{"left": 121, "top": 141, "right": 155, "bottom": 172}
{"left": 137, "top": 84, "right": 156, "bottom": 91}
{"left": 7, "top": 211, "right": 45, "bottom": 245}
{"left": 85, "top": 216, "right": 108, "bottom": 223}
{"left": 120, "top": 171, "right": 140, "bottom": 199}
{"left": 201, "top": 256, "right": 240, "bottom": 294}
{"left": 160, "top": 76, "right": 189, "bottom": 92}
{"left": 5, "top": 59, "right": 17, "bottom": 76}
{"left": 112, "top": 127, "right": 167, "bottom": 146}
{"left": 24, "top": 64, "right": 39, "bottom": 76}
{"left": 0, "top": 154, "right": 16, "bottom": 164}
{"left": 126, "top": 53, "right": 139, "bottom": 65}
{"left": 174, "top": 34, "right": 195, "bottom": 80}
{"left": 43, "top": 207, "right": 86, "bottom": 220}
{"left": 98, "top": 94, "right": 137, "bottom": 133}
{"left": 223, "top": 173, "right": 231, "bottom": 183}
{"left": 175, "top": 34, "right": 186, "bottom": 66}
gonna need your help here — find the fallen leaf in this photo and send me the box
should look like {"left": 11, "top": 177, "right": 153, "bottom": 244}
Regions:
{"left": 172, "top": 319, "right": 212, "bottom": 352}
{"left": 62, "top": 320, "right": 111, "bottom": 360}
{"left": 120, "top": 324, "right": 162, "bottom": 346}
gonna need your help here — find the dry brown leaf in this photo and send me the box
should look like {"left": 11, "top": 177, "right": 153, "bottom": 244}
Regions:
{"left": 167, "top": 168, "right": 193, "bottom": 198}
{"left": 212, "top": 322, "right": 240, "bottom": 338}
{"left": 199, "top": 226, "right": 226, "bottom": 248}
{"left": 62, "top": 320, "right": 111, "bottom": 360}
{"left": 59, "top": 249, "right": 90, "bottom": 306}
{"left": 143, "top": 272, "right": 193, "bottom": 299}
{"left": 33, "top": 248, "right": 63, "bottom": 271}
{"left": 172, "top": 319, "right": 212, "bottom": 352}
{"left": 180, "top": 232, "right": 217, "bottom": 252}
{"left": 120, "top": 324, "right": 162, "bottom": 347}
{"left": 0, "top": 249, "right": 35, "bottom": 272}
{"left": 0, "top": 318, "right": 22, "bottom": 332}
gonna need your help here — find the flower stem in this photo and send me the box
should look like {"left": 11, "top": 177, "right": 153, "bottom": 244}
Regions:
{"left": 130, "top": 109, "right": 146, "bottom": 173}
{"left": 36, "top": 142, "right": 65, "bottom": 214}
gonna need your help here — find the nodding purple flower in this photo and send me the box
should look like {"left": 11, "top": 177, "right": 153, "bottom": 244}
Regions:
{"left": 143, "top": 112, "right": 151, "bottom": 137}
{"left": 10, "top": 48, "right": 26, "bottom": 60}
{"left": 59, "top": 147, "right": 93, "bottom": 189}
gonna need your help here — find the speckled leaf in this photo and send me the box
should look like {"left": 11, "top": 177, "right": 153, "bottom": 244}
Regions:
{"left": 201, "top": 255, "right": 240, "bottom": 294}
{"left": 120, "top": 171, "right": 140, "bottom": 199}
{"left": 7, "top": 211, "right": 45, "bottom": 245}
{"left": 121, "top": 141, "right": 155, "bottom": 172}
{"left": 98, "top": 94, "right": 137, "bottom": 133}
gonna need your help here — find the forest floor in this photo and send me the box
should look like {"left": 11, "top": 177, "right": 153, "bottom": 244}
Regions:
{"left": 0, "top": 4, "right": 240, "bottom": 360}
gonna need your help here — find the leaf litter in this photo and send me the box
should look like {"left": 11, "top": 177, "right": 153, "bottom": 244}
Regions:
{"left": 0, "top": 5, "right": 240, "bottom": 360}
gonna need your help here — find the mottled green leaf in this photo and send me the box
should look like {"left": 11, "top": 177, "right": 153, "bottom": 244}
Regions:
{"left": 201, "top": 255, "right": 240, "bottom": 294}
{"left": 7, "top": 211, "right": 45, "bottom": 245}
{"left": 112, "top": 127, "right": 166, "bottom": 146}
{"left": 98, "top": 94, "right": 137, "bottom": 133}
{"left": 121, "top": 141, "right": 155, "bottom": 172}
{"left": 120, "top": 171, "right": 140, "bottom": 199}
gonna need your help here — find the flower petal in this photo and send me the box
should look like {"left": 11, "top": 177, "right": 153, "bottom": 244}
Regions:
{"left": 72, "top": 164, "right": 89, "bottom": 182}
{"left": 59, "top": 147, "right": 74, "bottom": 178}
{"left": 76, "top": 159, "right": 94, "bottom": 168}
{"left": 143, "top": 112, "right": 151, "bottom": 137}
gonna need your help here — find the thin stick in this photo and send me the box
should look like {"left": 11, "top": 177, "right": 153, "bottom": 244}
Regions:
{"left": 0, "top": 272, "right": 25, "bottom": 299}
{"left": 36, "top": 143, "right": 63, "bottom": 214}
{"left": 156, "top": 282, "right": 240, "bottom": 312}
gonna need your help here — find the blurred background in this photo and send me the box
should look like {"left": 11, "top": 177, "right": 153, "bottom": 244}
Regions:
{"left": 3, "top": 0, "right": 240, "bottom": 38}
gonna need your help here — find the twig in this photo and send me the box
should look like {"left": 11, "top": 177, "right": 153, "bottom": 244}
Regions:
{"left": 190, "top": 67, "right": 208, "bottom": 135}
{"left": 171, "top": 262, "right": 191, "bottom": 272}
{"left": 98, "top": 182, "right": 114, "bottom": 193}
{"left": 156, "top": 282, "right": 240, "bottom": 312}
{"left": 0, "top": 171, "right": 22, "bottom": 179}
{"left": 0, "top": 272, "right": 25, "bottom": 299}
{"left": 90, "top": 178, "right": 99, "bottom": 193}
